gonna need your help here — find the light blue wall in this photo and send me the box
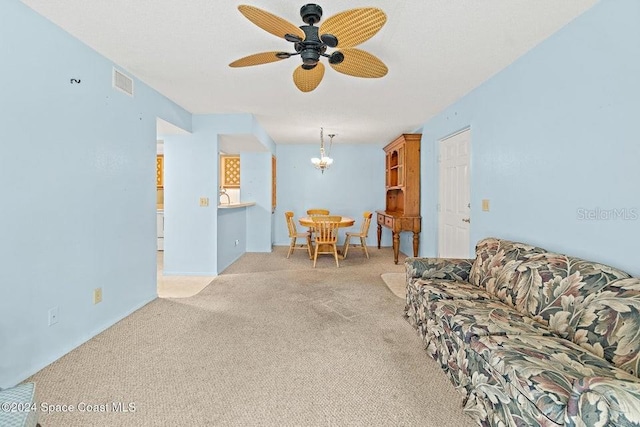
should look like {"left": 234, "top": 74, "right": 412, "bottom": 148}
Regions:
{"left": 162, "top": 114, "right": 275, "bottom": 275}
{"left": 419, "top": 0, "right": 640, "bottom": 276}
{"left": 0, "top": 1, "right": 190, "bottom": 387}
{"left": 242, "top": 152, "right": 273, "bottom": 252}
{"left": 251, "top": 116, "right": 276, "bottom": 154}
{"left": 274, "top": 144, "right": 389, "bottom": 248}
{"left": 217, "top": 208, "right": 247, "bottom": 272}
{"left": 162, "top": 121, "right": 218, "bottom": 275}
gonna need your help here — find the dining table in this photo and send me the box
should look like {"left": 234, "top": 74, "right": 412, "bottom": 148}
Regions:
{"left": 298, "top": 216, "right": 355, "bottom": 229}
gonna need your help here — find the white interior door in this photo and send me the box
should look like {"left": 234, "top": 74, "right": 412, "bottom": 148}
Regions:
{"left": 438, "top": 129, "right": 471, "bottom": 258}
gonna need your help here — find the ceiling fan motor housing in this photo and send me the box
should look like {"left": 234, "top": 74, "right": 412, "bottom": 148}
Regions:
{"left": 297, "top": 25, "right": 326, "bottom": 66}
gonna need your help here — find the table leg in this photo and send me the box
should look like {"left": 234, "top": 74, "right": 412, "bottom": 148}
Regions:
{"left": 393, "top": 231, "right": 400, "bottom": 264}
{"left": 377, "top": 224, "right": 382, "bottom": 249}
{"left": 413, "top": 232, "right": 420, "bottom": 257}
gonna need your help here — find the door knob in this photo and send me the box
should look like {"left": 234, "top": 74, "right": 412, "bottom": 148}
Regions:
{"left": 462, "top": 218, "right": 470, "bottom": 223}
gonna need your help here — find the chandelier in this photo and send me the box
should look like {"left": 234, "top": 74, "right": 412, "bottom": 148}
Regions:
{"left": 311, "top": 127, "right": 335, "bottom": 174}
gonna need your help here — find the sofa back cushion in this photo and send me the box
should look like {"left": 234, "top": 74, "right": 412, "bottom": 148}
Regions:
{"left": 470, "top": 237, "right": 638, "bottom": 376}
{"left": 469, "top": 237, "right": 546, "bottom": 295}
{"left": 507, "top": 253, "right": 631, "bottom": 338}
{"left": 572, "top": 278, "right": 640, "bottom": 378}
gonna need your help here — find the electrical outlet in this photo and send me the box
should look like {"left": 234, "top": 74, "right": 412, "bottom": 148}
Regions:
{"left": 48, "top": 307, "right": 59, "bottom": 326}
{"left": 199, "top": 197, "right": 209, "bottom": 207}
{"left": 234, "top": 239, "right": 239, "bottom": 246}
{"left": 93, "top": 288, "right": 103, "bottom": 304}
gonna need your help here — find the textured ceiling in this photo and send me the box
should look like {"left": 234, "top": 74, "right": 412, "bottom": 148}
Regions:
{"left": 21, "top": 0, "right": 597, "bottom": 145}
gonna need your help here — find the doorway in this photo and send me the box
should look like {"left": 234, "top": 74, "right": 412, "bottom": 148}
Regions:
{"left": 438, "top": 128, "right": 471, "bottom": 258}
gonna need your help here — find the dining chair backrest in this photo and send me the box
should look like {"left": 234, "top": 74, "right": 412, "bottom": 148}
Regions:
{"left": 285, "top": 211, "right": 312, "bottom": 259}
{"left": 360, "top": 211, "right": 373, "bottom": 236}
{"left": 307, "top": 208, "right": 330, "bottom": 215}
{"left": 285, "top": 211, "right": 298, "bottom": 237}
{"left": 310, "top": 215, "right": 341, "bottom": 243}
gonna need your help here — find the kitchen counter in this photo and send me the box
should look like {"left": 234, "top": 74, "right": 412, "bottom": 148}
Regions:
{"left": 217, "top": 202, "right": 256, "bottom": 209}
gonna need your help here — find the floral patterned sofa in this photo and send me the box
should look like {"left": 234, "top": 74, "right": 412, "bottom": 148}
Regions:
{"left": 404, "top": 237, "right": 640, "bottom": 426}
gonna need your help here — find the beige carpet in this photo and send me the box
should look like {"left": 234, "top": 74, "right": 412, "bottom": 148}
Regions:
{"left": 157, "top": 252, "right": 213, "bottom": 298}
{"left": 381, "top": 272, "right": 406, "bottom": 299}
{"left": 157, "top": 275, "right": 213, "bottom": 298}
{"left": 29, "top": 246, "right": 475, "bottom": 427}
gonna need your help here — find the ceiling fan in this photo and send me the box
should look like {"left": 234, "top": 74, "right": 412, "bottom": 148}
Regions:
{"left": 229, "top": 4, "right": 388, "bottom": 92}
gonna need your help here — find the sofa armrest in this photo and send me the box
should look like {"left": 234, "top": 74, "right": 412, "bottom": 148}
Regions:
{"left": 565, "top": 376, "right": 640, "bottom": 427}
{"left": 404, "top": 257, "right": 475, "bottom": 282}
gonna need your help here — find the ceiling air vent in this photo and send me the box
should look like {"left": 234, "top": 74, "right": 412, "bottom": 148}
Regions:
{"left": 112, "top": 68, "right": 134, "bottom": 96}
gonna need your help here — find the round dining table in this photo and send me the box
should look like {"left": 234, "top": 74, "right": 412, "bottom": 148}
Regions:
{"left": 298, "top": 216, "right": 355, "bottom": 228}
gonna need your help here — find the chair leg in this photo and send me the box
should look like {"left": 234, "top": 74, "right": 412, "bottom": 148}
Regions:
{"left": 361, "top": 236, "right": 369, "bottom": 258}
{"left": 306, "top": 234, "right": 313, "bottom": 259}
{"left": 342, "top": 235, "right": 350, "bottom": 259}
{"left": 313, "top": 241, "right": 319, "bottom": 267}
{"left": 287, "top": 237, "right": 295, "bottom": 258}
{"left": 333, "top": 244, "right": 339, "bottom": 267}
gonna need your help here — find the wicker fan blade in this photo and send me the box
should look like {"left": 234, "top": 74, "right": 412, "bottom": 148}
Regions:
{"left": 330, "top": 48, "right": 388, "bottom": 78}
{"left": 238, "top": 5, "right": 305, "bottom": 40}
{"left": 293, "top": 63, "right": 325, "bottom": 92}
{"left": 319, "top": 8, "right": 386, "bottom": 48}
{"left": 229, "top": 51, "right": 287, "bottom": 68}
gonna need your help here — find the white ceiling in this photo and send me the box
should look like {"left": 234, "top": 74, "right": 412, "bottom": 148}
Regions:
{"left": 22, "top": 0, "right": 597, "bottom": 145}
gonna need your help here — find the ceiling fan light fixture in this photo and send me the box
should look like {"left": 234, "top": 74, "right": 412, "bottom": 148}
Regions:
{"left": 301, "top": 49, "right": 320, "bottom": 65}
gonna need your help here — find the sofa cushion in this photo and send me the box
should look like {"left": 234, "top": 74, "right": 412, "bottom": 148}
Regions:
{"left": 469, "top": 334, "right": 639, "bottom": 425}
{"left": 411, "top": 279, "right": 497, "bottom": 304}
{"left": 432, "top": 299, "right": 552, "bottom": 344}
{"left": 405, "top": 257, "right": 474, "bottom": 282}
{"left": 495, "top": 253, "right": 631, "bottom": 338}
{"left": 572, "top": 277, "right": 640, "bottom": 378}
{"left": 406, "top": 279, "right": 496, "bottom": 340}
{"left": 469, "top": 237, "right": 547, "bottom": 292}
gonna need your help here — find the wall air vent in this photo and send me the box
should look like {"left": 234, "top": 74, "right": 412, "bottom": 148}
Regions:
{"left": 112, "top": 68, "right": 134, "bottom": 96}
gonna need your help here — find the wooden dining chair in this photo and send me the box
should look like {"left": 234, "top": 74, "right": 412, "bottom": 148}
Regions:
{"left": 306, "top": 208, "right": 330, "bottom": 215}
{"left": 310, "top": 215, "right": 342, "bottom": 267}
{"left": 305, "top": 209, "right": 330, "bottom": 239}
{"left": 285, "top": 211, "right": 312, "bottom": 259}
{"left": 342, "top": 211, "right": 373, "bottom": 259}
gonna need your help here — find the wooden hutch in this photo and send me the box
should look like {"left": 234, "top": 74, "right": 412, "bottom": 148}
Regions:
{"left": 376, "top": 134, "right": 421, "bottom": 264}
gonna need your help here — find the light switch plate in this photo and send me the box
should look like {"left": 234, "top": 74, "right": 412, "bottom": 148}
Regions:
{"left": 199, "top": 197, "right": 209, "bottom": 207}
{"left": 482, "top": 199, "right": 490, "bottom": 212}
{"left": 48, "top": 306, "right": 59, "bottom": 326}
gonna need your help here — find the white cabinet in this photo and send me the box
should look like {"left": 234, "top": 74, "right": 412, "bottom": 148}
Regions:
{"left": 157, "top": 211, "right": 164, "bottom": 251}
